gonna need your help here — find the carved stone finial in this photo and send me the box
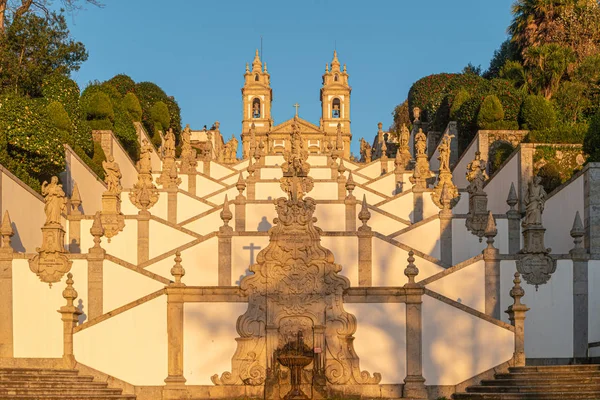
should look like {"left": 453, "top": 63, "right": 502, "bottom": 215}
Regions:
{"left": 70, "top": 183, "right": 81, "bottom": 214}
{"left": 345, "top": 171, "right": 356, "bottom": 197}
{"left": 404, "top": 250, "right": 419, "bottom": 285}
{"left": 236, "top": 172, "right": 246, "bottom": 196}
{"left": 338, "top": 158, "right": 347, "bottom": 176}
{"left": 0, "top": 210, "right": 14, "bottom": 253}
{"left": 570, "top": 211, "right": 585, "bottom": 256}
{"left": 484, "top": 211, "right": 497, "bottom": 249}
{"left": 170, "top": 250, "right": 185, "bottom": 286}
{"left": 440, "top": 183, "right": 452, "bottom": 212}
{"left": 358, "top": 194, "right": 371, "bottom": 231}
{"left": 509, "top": 272, "right": 525, "bottom": 307}
{"left": 90, "top": 212, "right": 104, "bottom": 249}
{"left": 62, "top": 272, "right": 78, "bottom": 308}
{"left": 220, "top": 195, "right": 233, "bottom": 228}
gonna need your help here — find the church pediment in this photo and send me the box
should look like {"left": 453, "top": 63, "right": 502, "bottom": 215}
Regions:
{"left": 270, "top": 117, "right": 323, "bottom": 135}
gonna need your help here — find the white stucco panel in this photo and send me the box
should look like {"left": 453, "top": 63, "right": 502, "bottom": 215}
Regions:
{"left": 103, "top": 260, "right": 165, "bottom": 312}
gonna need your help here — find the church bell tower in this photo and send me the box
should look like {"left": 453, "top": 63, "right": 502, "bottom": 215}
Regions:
{"left": 241, "top": 49, "right": 272, "bottom": 158}
{"left": 320, "top": 51, "right": 351, "bottom": 158}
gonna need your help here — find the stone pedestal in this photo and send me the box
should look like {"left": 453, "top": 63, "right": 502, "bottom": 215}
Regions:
{"left": 187, "top": 173, "right": 196, "bottom": 196}
{"left": 137, "top": 211, "right": 150, "bottom": 264}
{"left": 29, "top": 224, "right": 72, "bottom": 286}
{"left": 57, "top": 273, "right": 82, "bottom": 368}
{"left": 357, "top": 229, "right": 372, "bottom": 287}
{"left": 101, "top": 192, "right": 125, "bottom": 241}
{"left": 87, "top": 249, "right": 104, "bottom": 320}
{"left": 0, "top": 251, "right": 13, "bottom": 358}
{"left": 345, "top": 197, "right": 356, "bottom": 232}
{"left": 235, "top": 196, "right": 246, "bottom": 232}
{"left": 218, "top": 229, "right": 233, "bottom": 286}
{"left": 246, "top": 177, "right": 256, "bottom": 201}
{"left": 165, "top": 287, "right": 187, "bottom": 391}
{"left": 439, "top": 211, "right": 452, "bottom": 266}
{"left": 506, "top": 273, "right": 529, "bottom": 367}
{"left": 517, "top": 225, "right": 556, "bottom": 288}
{"left": 483, "top": 246, "right": 500, "bottom": 319}
{"left": 584, "top": 163, "right": 600, "bottom": 257}
{"left": 466, "top": 192, "right": 488, "bottom": 240}
{"left": 412, "top": 188, "right": 424, "bottom": 223}
{"left": 68, "top": 217, "right": 81, "bottom": 253}
{"left": 167, "top": 188, "right": 178, "bottom": 224}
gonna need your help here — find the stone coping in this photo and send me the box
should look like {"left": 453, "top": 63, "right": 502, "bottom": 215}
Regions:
{"left": 424, "top": 288, "right": 514, "bottom": 332}
{"left": 389, "top": 213, "right": 438, "bottom": 238}
{"left": 419, "top": 254, "right": 484, "bottom": 286}
{"left": 374, "top": 186, "right": 416, "bottom": 208}
{"left": 104, "top": 254, "right": 171, "bottom": 284}
{"left": 368, "top": 203, "right": 411, "bottom": 226}
{"left": 373, "top": 232, "right": 447, "bottom": 268}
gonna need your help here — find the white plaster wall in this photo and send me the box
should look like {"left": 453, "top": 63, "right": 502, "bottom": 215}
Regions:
{"left": 308, "top": 168, "right": 331, "bottom": 179}
{"left": 378, "top": 193, "right": 414, "bottom": 222}
{"left": 368, "top": 209, "right": 408, "bottom": 235}
{"left": 206, "top": 186, "right": 239, "bottom": 205}
{"left": 177, "top": 192, "right": 212, "bottom": 223}
{"left": 357, "top": 162, "right": 382, "bottom": 180}
{"left": 221, "top": 173, "right": 240, "bottom": 186}
{"left": 13, "top": 259, "right": 88, "bottom": 358}
{"left": 182, "top": 209, "right": 221, "bottom": 235}
{"left": 265, "top": 155, "right": 285, "bottom": 166}
{"left": 500, "top": 260, "right": 574, "bottom": 358}
{"left": 209, "top": 162, "right": 236, "bottom": 180}
{"left": 422, "top": 294, "right": 514, "bottom": 385}
{"left": 310, "top": 182, "right": 338, "bottom": 200}
{"left": 344, "top": 160, "right": 359, "bottom": 171}
{"left": 146, "top": 237, "right": 220, "bottom": 286}
{"left": 314, "top": 204, "right": 346, "bottom": 231}
{"left": 544, "top": 175, "right": 584, "bottom": 254}
{"left": 372, "top": 239, "right": 444, "bottom": 286}
{"left": 184, "top": 303, "right": 247, "bottom": 385}
{"left": 196, "top": 176, "right": 226, "bottom": 198}
{"left": 80, "top": 219, "right": 138, "bottom": 265}
{"left": 231, "top": 236, "right": 270, "bottom": 286}
{"left": 307, "top": 155, "right": 328, "bottom": 167}
{"left": 452, "top": 220, "right": 487, "bottom": 265}
{"left": 352, "top": 186, "right": 386, "bottom": 204}
{"left": 589, "top": 261, "right": 600, "bottom": 353}
{"left": 366, "top": 174, "right": 397, "bottom": 197}
{"left": 259, "top": 168, "right": 281, "bottom": 180}
{"left": 349, "top": 172, "right": 368, "bottom": 185}
{"left": 452, "top": 192, "right": 469, "bottom": 214}
{"left": 74, "top": 295, "right": 167, "bottom": 385}
{"left": 485, "top": 152, "right": 519, "bottom": 214}
{"left": 255, "top": 182, "right": 286, "bottom": 200}
{"left": 395, "top": 219, "right": 440, "bottom": 259}
{"left": 422, "top": 193, "right": 441, "bottom": 220}
{"left": 427, "top": 260, "right": 485, "bottom": 312}
{"left": 103, "top": 260, "right": 164, "bottom": 312}
{"left": 64, "top": 149, "right": 105, "bottom": 215}
{"left": 246, "top": 203, "right": 277, "bottom": 232}
{"left": 1, "top": 170, "right": 44, "bottom": 252}
{"left": 110, "top": 136, "right": 137, "bottom": 190}
{"left": 322, "top": 237, "right": 358, "bottom": 287}
{"left": 148, "top": 220, "right": 195, "bottom": 260}
{"left": 232, "top": 160, "right": 249, "bottom": 170}
{"left": 345, "top": 303, "right": 406, "bottom": 384}
{"left": 453, "top": 137, "right": 479, "bottom": 189}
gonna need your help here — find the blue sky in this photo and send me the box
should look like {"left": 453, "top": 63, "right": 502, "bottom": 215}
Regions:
{"left": 66, "top": 0, "right": 515, "bottom": 156}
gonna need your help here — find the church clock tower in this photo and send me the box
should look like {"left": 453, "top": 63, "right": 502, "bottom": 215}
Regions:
{"left": 320, "top": 51, "right": 351, "bottom": 158}
{"left": 241, "top": 50, "right": 272, "bottom": 158}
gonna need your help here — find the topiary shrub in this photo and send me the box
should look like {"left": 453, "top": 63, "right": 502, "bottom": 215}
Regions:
{"left": 46, "top": 101, "right": 73, "bottom": 133}
{"left": 107, "top": 74, "right": 136, "bottom": 96}
{"left": 450, "top": 88, "right": 470, "bottom": 120}
{"left": 477, "top": 95, "right": 505, "bottom": 129}
{"left": 520, "top": 95, "right": 557, "bottom": 131}
{"left": 537, "top": 162, "right": 563, "bottom": 193}
{"left": 584, "top": 111, "right": 600, "bottom": 161}
{"left": 83, "top": 91, "right": 114, "bottom": 122}
{"left": 527, "top": 122, "right": 588, "bottom": 144}
{"left": 150, "top": 101, "right": 170, "bottom": 134}
{"left": 123, "top": 92, "right": 142, "bottom": 121}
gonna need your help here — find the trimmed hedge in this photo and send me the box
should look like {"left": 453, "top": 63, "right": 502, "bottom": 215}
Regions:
{"left": 520, "top": 95, "right": 557, "bottom": 131}
{"left": 83, "top": 91, "right": 114, "bottom": 122}
{"left": 527, "top": 122, "right": 588, "bottom": 144}
{"left": 477, "top": 95, "right": 504, "bottom": 129}
{"left": 150, "top": 101, "right": 170, "bottom": 132}
{"left": 46, "top": 101, "right": 73, "bottom": 133}
{"left": 107, "top": 74, "right": 136, "bottom": 96}
{"left": 123, "top": 92, "right": 142, "bottom": 121}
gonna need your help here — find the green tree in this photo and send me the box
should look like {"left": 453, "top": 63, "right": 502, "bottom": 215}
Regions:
{"left": 520, "top": 95, "right": 557, "bottom": 130}
{"left": 0, "top": 12, "right": 87, "bottom": 96}
{"left": 584, "top": 110, "right": 600, "bottom": 161}
{"left": 484, "top": 39, "right": 521, "bottom": 79}
{"left": 477, "top": 95, "right": 505, "bottom": 129}
{"left": 500, "top": 60, "right": 529, "bottom": 92}
{"left": 524, "top": 44, "right": 575, "bottom": 99}
{"left": 553, "top": 80, "right": 590, "bottom": 122}
{"left": 390, "top": 100, "right": 411, "bottom": 133}
{"left": 150, "top": 101, "right": 170, "bottom": 134}
{"left": 123, "top": 92, "right": 142, "bottom": 121}
{"left": 46, "top": 101, "right": 72, "bottom": 133}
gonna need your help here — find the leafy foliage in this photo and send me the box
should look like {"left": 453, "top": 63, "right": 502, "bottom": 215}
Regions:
{"left": 107, "top": 74, "right": 136, "bottom": 96}
{"left": 478, "top": 95, "right": 505, "bottom": 129}
{"left": 390, "top": 100, "right": 411, "bottom": 133}
{"left": 584, "top": 111, "right": 600, "bottom": 162}
{"left": 123, "top": 92, "right": 142, "bottom": 121}
{"left": 489, "top": 142, "right": 516, "bottom": 176}
{"left": 82, "top": 90, "right": 114, "bottom": 122}
{"left": 520, "top": 95, "right": 557, "bottom": 130}
{"left": 46, "top": 101, "right": 73, "bottom": 132}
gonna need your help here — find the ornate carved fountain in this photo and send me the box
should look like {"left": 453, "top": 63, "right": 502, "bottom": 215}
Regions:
{"left": 276, "top": 332, "right": 314, "bottom": 400}
{"left": 212, "top": 118, "right": 380, "bottom": 398}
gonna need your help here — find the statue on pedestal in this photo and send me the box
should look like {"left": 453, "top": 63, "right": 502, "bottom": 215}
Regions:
{"left": 409, "top": 128, "right": 432, "bottom": 189}
{"left": 431, "top": 134, "right": 459, "bottom": 209}
{"left": 465, "top": 151, "right": 490, "bottom": 240}
{"left": 101, "top": 156, "right": 125, "bottom": 240}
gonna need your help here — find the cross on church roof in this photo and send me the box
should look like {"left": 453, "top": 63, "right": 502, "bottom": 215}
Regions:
{"left": 293, "top": 103, "right": 300, "bottom": 117}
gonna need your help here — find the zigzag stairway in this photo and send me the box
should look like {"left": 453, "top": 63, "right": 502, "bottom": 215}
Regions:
{"left": 453, "top": 364, "right": 600, "bottom": 400}
{"left": 0, "top": 367, "right": 135, "bottom": 400}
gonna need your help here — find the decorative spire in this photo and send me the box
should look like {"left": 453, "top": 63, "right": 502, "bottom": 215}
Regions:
{"left": 345, "top": 171, "right": 356, "bottom": 197}
{"left": 358, "top": 194, "right": 371, "bottom": 231}
{"left": 1, "top": 210, "right": 14, "bottom": 252}
{"left": 509, "top": 272, "right": 525, "bottom": 307}
{"left": 331, "top": 50, "right": 340, "bottom": 70}
{"left": 245, "top": 63, "right": 249, "bottom": 73}
{"left": 325, "top": 63, "right": 329, "bottom": 73}
{"left": 571, "top": 211, "right": 585, "bottom": 253}
{"left": 220, "top": 195, "right": 233, "bottom": 228}
{"left": 484, "top": 211, "right": 497, "bottom": 249}
{"left": 507, "top": 182, "right": 518, "bottom": 212}
{"left": 404, "top": 250, "right": 419, "bottom": 285}
{"left": 252, "top": 49, "right": 262, "bottom": 72}
{"left": 62, "top": 273, "right": 78, "bottom": 308}
{"left": 236, "top": 172, "right": 246, "bottom": 197}
{"left": 70, "top": 183, "right": 81, "bottom": 214}
{"left": 338, "top": 158, "right": 347, "bottom": 177}
{"left": 170, "top": 250, "right": 186, "bottom": 286}
{"left": 90, "top": 211, "right": 104, "bottom": 249}
{"left": 247, "top": 155, "right": 256, "bottom": 178}
{"left": 264, "top": 62, "right": 268, "bottom": 73}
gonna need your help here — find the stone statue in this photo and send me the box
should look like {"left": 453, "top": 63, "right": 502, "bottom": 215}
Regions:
{"left": 253, "top": 101, "right": 260, "bottom": 117}
{"left": 181, "top": 124, "right": 191, "bottom": 149}
{"left": 413, "top": 107, "right": 421, "bottom": 122}
{"left": 466, "top": 151, "right": 488, "bottom": 194}
{"left": 399, "top": 124, "right": 410, "bottom": 149}
{"left": 438, "top": 133, "right": 454, "bottom": 172}
{"left": 163, "top": 128, "right": 176, "bottom": 159}
{"left": 359, "top": 138, "right": 373, "bottom": 163}
{"left": 524, "top": 176, "right": 546, "bottom": 227}
{"left": 139, "top": 139, "right": 153, "bottom": 173}
{"left": 41, "top": 176, "right": 67, "bottom": 225}
{"left": 103, "top": 156, "right": 122, "bottom": 194}
{"left": 415, "top": 129, "right": 427, "bottom": 156}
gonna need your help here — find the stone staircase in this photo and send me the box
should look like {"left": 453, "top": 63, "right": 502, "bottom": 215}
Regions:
{"left": 0, "top": 367, "right": 135, "bottom": 399}
{"left": 453, "top": 364, "right": 600, "bottom": 399}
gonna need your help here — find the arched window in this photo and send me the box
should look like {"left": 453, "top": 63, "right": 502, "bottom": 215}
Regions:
{"left": 254, "top": 74, "right": 259, "bottom": 81}
{"left": 252, "top": 98, "right": 261, "bottom": 118}
{"left": 334, "top": 74, "right": 339, "bottom": 82}
{"left": 332, "top": 98, "right": 341, "bottom": 118}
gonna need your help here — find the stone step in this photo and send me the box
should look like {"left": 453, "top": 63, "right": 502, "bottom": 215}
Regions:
{"left": 0, "top": 388, "right": 123, "bottom": 396}
{"left": 453, "top": 391, "right": 600, "bottom": 400}
{"left": 0, "top": 374, "right": 96, "bottom": 383}
{"left": 467, "top": 384, "right": 600, "bottom": 393}
{"left": 482, "top": 376, "right": 600, "bottom": 386}
{"left": 0, "top": 380, "right": 109, "bottom": 389}
{"left": 509, "top": 365, "right": 600, "bottom": 373}
{"left": 0, "top": 368, "right": 80, "bottom": 376}
{"left": 495, "top": 371, "right": 600, "bottom": 379}
{"left": 1, "top": 396, "right": 135, "bottom": 400}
